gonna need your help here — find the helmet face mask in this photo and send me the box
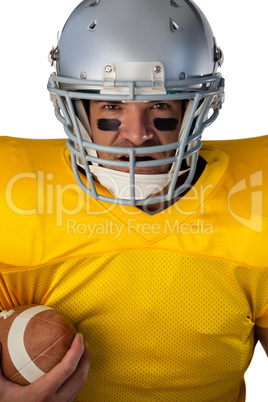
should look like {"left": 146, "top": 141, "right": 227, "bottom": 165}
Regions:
{"left": 48, "top": 0, "right": 224, "bottom": 206}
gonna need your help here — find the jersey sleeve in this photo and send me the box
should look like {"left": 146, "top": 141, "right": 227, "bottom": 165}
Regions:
{"left": 255, "top": 306, "right": 268, "bottom": 328}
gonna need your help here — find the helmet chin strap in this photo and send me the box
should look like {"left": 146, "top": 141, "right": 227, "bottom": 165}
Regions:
{"left": 74, "top": 100, "right": 192, "bottom": 200}
{"left": 90, "top": 165, "right": 175, "bottom": 200}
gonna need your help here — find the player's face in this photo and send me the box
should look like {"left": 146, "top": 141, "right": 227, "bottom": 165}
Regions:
{"left": 89, "top": 100, "right": 184, "bottom": 174}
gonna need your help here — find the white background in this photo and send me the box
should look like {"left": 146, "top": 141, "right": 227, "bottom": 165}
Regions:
{"left": 0, "top": 1, "right": 267, "bottom": 400}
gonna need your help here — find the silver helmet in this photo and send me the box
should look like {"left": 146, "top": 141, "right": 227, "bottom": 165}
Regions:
{"left": 48, "top": 0, "right": 224, "bottom": 206}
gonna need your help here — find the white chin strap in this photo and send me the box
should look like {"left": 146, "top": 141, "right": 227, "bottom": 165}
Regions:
{"left": 75, "top": 100, "right": 193, "bottom": 200}
{"left": 90, "top": 165, "right": 176, "bottom": 200}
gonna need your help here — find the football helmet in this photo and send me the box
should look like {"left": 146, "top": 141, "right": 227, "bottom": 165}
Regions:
{"left": 48, "top": 0, "right": 224, "bottom": 206}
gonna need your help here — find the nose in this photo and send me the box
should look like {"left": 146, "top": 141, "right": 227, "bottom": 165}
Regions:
{"left": 120, "top": 107, "right": 153, "bottom": 146}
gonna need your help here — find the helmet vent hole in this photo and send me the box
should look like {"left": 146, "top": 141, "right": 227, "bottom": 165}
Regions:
{"left": 88, "top": 0, "right": 100, "bottom": 6}
{"left": 170, "top": 18, "right": 182, "bottom": 33}
{"left": 170, "top": 0, "right": 182, "bottom": 7}
{"left": 88, "top": 21, "right": 97, "bottom": 31}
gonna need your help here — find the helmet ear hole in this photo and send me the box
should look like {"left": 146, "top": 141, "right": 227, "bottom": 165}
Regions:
{"left": 88, "top": 0, "right": 100, "bottom": 6}
{"left": 170, "top": 0, "right": 182, "bottom": 8}
{"left": 170, "top": 18, "right": 181, "bottom": 33}
{"left": 88, "top": 21, "right": 97, "bottom": 31}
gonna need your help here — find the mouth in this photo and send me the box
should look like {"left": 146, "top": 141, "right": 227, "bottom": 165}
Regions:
{"left": 119, "top": 155, "right": 156, "bottom": 162}
{"left": 115, "top": 154, "right": 163, "bottom": 174}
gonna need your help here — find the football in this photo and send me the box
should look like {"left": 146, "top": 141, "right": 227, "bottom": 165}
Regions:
{"left": 0, "top": 304, "right": 77, "bottom": 385}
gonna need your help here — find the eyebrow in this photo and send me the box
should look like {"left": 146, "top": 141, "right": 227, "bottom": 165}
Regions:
{"left": 95, "top": 100, "right": 123, "bottom": 104}
{"left": 94, "top": 100, "right": 168, "bottom": 104}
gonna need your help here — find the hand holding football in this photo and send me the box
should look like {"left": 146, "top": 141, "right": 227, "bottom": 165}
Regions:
{"left": 0, "top": 304, "right": 77, "bottom": 385}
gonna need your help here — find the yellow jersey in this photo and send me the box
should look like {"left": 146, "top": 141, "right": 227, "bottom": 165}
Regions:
{"left": 0, "top": 135, "right": 267, "bottom": 401}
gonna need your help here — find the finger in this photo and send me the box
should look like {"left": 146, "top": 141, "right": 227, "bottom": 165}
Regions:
{"left": 29, "top": 333, "right": 85, "bottom": 395}
{"left": 56, "top": 343, "right": 91, "bottom": 401}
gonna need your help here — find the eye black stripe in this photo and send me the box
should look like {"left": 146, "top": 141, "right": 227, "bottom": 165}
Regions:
{"left": 153, "top": 118, "right": 178, "bottom": 131}
{"left": 97, "top": 119, "right": 121, "bottom": 131}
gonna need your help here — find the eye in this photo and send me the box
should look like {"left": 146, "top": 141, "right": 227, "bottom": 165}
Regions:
{"left": 151, "top": 102, "right": 169, "bottom": 110}
{"left": 103, "top": 104, "right": 121, "bottom": 111}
